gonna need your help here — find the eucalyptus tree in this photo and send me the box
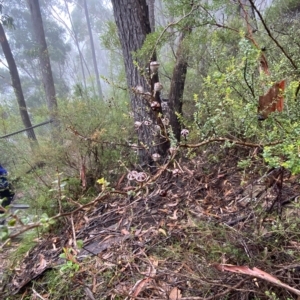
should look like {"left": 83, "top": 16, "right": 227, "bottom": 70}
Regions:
{"left": 63, "top": 0, "right": 87, "bottom": 90}
{"left": 2, "top": 0, "right": 70, "bottom": 109}
{"left": 82, "top": 0, "right": 103, "bottom": 100}
{"left": 27, "top": 0, "right": 58, "bottom": 131}
{"left": 59, "top": 0, "right": 112, "bottom": 98}
{"left": 0, "top": 11, "right": 37, "bottom": 145}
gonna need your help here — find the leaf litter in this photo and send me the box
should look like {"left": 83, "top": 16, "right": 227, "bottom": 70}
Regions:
{"left": 1, "top": 147, "right": 300, "bottom": 299}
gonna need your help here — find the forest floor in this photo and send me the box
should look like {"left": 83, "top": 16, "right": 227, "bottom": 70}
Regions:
{"left": 1, "top": 146, "right": 300, "bottom": 299}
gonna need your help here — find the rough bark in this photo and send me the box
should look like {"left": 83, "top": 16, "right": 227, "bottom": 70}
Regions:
{"left": 27, "top": 0, "right": 59, "bottom": 130}
{"left": 111, "top": 0, "right": 168, "bottom": 166}
{"left": 0, "top": 23, "right": 37, "bottom": 144}
{"left": 83, "top": 0, "right": 103, "bottom": 100}
{"left": 168, "top": 31, "right": 190, "bottom": 142}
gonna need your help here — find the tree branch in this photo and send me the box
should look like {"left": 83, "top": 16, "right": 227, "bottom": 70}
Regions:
{"left": 248, "top": 0, "right": 298, "bottom": 71}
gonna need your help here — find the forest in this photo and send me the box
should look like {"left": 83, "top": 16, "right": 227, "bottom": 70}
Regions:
{"left": 1, "top": 0, "right": 300, "bottom": 299}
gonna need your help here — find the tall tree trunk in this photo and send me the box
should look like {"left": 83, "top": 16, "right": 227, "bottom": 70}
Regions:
{"left": 64, "top": 0, "right": 87, "bottom": 91}
{"left": 0, "top": 23, "right": 38, "bottom": 146}
{"left": 111, "top": 0, "right": 169, "bottom": 166}
{"left": 27, "top": 0, "right": 59, "bottom": 132}
{"left": 83, "top": 0, "right": 103, "bottom": 101}
{"left": 168, "top": 30, "right": 190, "bottom": 142}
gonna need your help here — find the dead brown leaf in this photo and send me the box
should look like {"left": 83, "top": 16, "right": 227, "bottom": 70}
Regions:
{"left": 121, "top": 228, "right": 130, "bottom": 235}
{"left": 214, "top": 264, "right": 300, "bottom": 296}
{"left": 168, "top": 209, "right": 178, "bottom": 220}
{"left": 169, "top": 287, "right": 182, "bottom": 300}
{"left": 34, "top": 254, "right": 47, "bottom": 274}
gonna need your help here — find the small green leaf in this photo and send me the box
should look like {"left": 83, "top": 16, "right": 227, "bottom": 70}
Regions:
{"left": 7, "top": 219, "right": 16, "bottom": 226}
{"left": 76, "top": 239, "right": 84, "bottom": 249}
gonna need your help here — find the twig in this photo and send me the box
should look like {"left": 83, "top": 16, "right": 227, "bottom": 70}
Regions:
{"left": 32, "top": 288, "right": 46, "bottom": 300}
{"left": 100, "top": 75, "right": 128, "bottom": 91}
{"left": 150, "top": 5, "right": 200, "bottom": 59}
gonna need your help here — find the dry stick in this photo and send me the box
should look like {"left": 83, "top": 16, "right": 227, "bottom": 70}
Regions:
{"left": 70, "top": 214, "right": 77, "bottom": 250}
{"left": 31, "top": 288, "right": 46, "bottom": 300}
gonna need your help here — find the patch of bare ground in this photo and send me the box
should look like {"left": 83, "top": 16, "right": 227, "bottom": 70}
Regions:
{"left": 1, "top": 147, "right": 300, "bottom": 299}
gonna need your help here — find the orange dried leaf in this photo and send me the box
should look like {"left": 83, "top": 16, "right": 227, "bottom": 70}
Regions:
{"left": 258, "top": 79, "right": 285, "bottom": 119}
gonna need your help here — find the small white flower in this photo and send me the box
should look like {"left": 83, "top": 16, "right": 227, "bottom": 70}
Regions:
{"left": 135, "top": 172, "right": 148, "bottom": 183}
{"left": 127, "top": 171, "right": 138, "bottom": 181}
{"left": 128, "top": 112, "right": 134, "bottom": 118}
{"left": 144, "top": 119, "right": 152, "bottom": 126}
{"left": 152, "top": 153, "right": 161, "bottom": 162}
{"left": 181, "top": 129, "right": 189, "bottom": 137}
